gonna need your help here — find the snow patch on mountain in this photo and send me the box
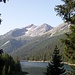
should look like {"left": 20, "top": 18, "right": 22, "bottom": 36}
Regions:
{"left": 1, "top": 41, "right": 10, "bottom": 47}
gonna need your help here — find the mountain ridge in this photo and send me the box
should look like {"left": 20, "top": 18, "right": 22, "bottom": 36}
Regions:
{"left": 0, "top": 23, "right": 69, "bottom": 60}
{"left": 0, "top": 23, "right": 69, "bottom": 37}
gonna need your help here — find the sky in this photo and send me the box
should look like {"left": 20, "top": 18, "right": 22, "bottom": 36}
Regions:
{"left": 0, "top": 0, "right": 64, "bottom": 35}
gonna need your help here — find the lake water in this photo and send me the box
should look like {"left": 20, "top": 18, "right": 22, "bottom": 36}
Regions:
{"left": 20, "top": 61, "right": 48, "bottom": 75}
{"left": 20, "top": 61, "right": 73, "bottom": 75}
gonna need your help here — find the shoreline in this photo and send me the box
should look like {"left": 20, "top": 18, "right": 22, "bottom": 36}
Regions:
{"left": 20, "top": 60, "right": 75, "bottom": 66}
{"left": 20, "top": 60, "right": 50, "bottom": 62}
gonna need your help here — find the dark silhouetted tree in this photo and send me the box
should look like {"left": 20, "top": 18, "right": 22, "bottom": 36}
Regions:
{"left": 0, "top": 49, "right": 3, "bottom": 55}
{"left": 0, "top": 0, "right": 9, "bottom": 3}
{"left": 0, "top": 14, "right": 2, "bottom": 24}
{"left": 0, "top": 0, "right": 9, "bottom": 24}
{"left": 45, "top": 46, "right": 66, "bottom": 75}
{"left": 0, "top": 49, "right": 4, "bottom": 75}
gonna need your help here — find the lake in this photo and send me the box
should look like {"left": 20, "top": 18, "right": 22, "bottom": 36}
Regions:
{"left": 20, "top": 61, "right": 48, "bottom": 75}
{"left": 20, "top": 61, "right": 73, "bottom": 75}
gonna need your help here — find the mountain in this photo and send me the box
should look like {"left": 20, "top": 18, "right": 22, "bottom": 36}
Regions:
{"left": 0, "top": 23, "right": 53, "bottom": 53}
{"left": 11, "top": 23, "right": 53, "bottom": 37}
{"left": 0, "top": 23, "right": 69, "bottom": 60}
{"left": 12, "top": 24, "right": 36, "bottom": 37}
{"left": 45, "top": 23, "right": 69, "bottom": 37}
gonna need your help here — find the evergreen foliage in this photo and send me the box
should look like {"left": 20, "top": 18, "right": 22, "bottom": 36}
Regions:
{"left": 45, "top": 46, "right": 66, "bottom": 75}
{"left": 55, "top": 0, "right": 75, "bottom": 24}
{"left": 0, "top": 50, "right": 26, "bottom": 75}
{"left": 61, "top": 25, "right": 75, "bottom": 63}
{"left": 55, "top": 0, "right": 75, "bottom": 63}
{"left": 68, "top": 72, "right": 75, "bottom": 75}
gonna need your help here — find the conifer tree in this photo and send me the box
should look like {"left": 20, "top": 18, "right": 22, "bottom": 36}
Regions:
{"left": 55, "top": 0, "right": 75, "bottom": 24}
{"left": 45, "top": 46, "right": 66, "bottom": 75}
{"left": 0, "top": 49, "right": 4, "bottom": 75}
{"left": 55, "top": 0, "right": 75, "bottom": 63}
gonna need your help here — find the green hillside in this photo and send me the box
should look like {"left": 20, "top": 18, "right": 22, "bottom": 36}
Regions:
{"left": 0, "top": 23, "right": 69, "bottom": 61}
{"left": 11, "top": 33, "right": 66, "bottom": 61}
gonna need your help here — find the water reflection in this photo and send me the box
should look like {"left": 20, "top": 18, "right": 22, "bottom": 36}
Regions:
{"left": 20, "top": 61, "right": 48, "bottom": 75}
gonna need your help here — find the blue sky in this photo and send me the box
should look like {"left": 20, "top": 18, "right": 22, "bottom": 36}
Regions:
{"left": 0, "top": 0, "right": 63, "bottom": 35}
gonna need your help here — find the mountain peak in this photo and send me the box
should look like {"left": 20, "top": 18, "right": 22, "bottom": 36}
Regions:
{"left": 41, "top": 23, "right": 53, "bottom": 28}
{"left": 26, "top": 24, "right": 36, "bottom": 28}
{"left": 39, "top": 23, "right": 53, "bottom": 31}
{"left": 42, "top": 23, "right": 49, "bottom": 26}
{"left": 1, "top": 23, "right": 69, "bottom": 38}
